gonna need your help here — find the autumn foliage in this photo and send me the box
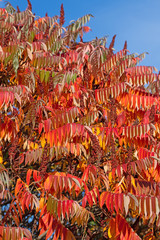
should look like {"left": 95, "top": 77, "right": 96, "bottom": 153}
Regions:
{"left": 0, "top": 1, "right": 160, "bottom": 239}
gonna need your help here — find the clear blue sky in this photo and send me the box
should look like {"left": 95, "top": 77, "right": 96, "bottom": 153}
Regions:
{"left": 1, "top": 0, "right": 160, "bottom": 70}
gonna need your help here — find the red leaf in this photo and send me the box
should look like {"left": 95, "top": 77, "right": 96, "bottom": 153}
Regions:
{"left": 106, "top": 193, "right": 111, "bottom": 211}
{"left": 100, "top": 191, "right": 107, "bottom": 208}
{"left": 119, "top": 194, "right": 124, "bottom": 213}
{"left": 62, "top": 200, "right": 66, "bottom": 219}
{"left": 66, "top": 200, "right": 70, "bottom": 219}
{"left": 82, "top": 195, "right": 87, "bottom": 208}
{"left": 87, "top": 192, "right": 93, "bottom": 207}
{"left": 115, "top": 194, "right": 119, "bottom": 213}
{"left": 82, "top": 26, "right": 91, "bottom": 33}
{"left": 57, "top": 200, "right": 61, "bottom": 220}
{"left": 26, "top": 169, "right": 32, "bottom": 186}
{"left": 110, "top": 194, "right": 114, "bottom": 212}
{"left": 26, "top": 193, "right": 31, "bottom": 210}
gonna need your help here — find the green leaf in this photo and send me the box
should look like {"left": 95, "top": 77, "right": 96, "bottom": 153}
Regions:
{"left": 44, "top": 71, "right": 50, "bottom": 84}
{"left": 4, "top": 53, "right": 14, "bottom": 66}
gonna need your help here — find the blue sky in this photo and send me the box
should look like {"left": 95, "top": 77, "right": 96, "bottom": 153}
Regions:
{"left": 1, "top": 0, "right": 160, "bottom": 70}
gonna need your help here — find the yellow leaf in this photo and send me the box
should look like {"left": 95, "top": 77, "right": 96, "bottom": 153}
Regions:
{"left": 99, "top": 135, "right": 102, "bottom": 147}
{"left": 34, "top": 143, "right": 39, "bottom": 149}
{"left": 41, "top": 136, "right": 46, "bottom": 148}
{"left": 109, "top": 172, "right": 112, "bottom": 182}
{"left": 108, "top": 226, "right": 112, "bottom": 238}
{"left": 30, "top": 142, "right": 34, "bottom": 149}
{"left": 103, "top": 226, "right": 107, "bottom": 232}
{"left": 0, "top": 151, "right": 3, "bottom": 164}
{"left": 77, "top": 161, "right": 87, "bottom": 171}
{"left": 23, "top": 140, "right": 28, "bottom": 150}
{"left": 131, "top": 176, "right": 136, "bottom": 188}
{"left": 96, "top": 127, "right": 101, "bottom": 135}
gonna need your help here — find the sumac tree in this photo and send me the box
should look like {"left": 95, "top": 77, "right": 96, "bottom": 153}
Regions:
{"left": 0, "top": 1, "right": 159, "bottom": 240}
